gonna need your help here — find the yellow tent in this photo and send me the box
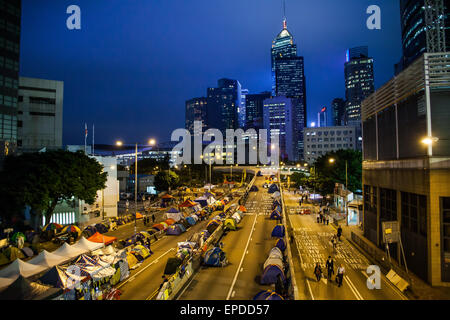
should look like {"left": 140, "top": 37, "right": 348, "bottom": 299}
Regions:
{"left": 132, "top": 245, "right": 150, "bottom": 259}
{"left": 126, "top": 252, "right": 138, "bottom": 269}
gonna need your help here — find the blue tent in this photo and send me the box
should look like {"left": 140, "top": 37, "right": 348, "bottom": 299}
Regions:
{"left": 186, "top": 216, "right": 196, "bottom": 226}
{"left": 194, "top": 197, "right": 208, "bottom": 207}
{"left": 268, "top": 184, "right": 279, "bottom": 194}
{"left": 253, "top": 290, "right": 283, "bottom": 300}
{"left": 260, "top": 264, "right": 285, "bottom": 284}
{"left": 270, "top": 210, "right": 282, "bottom": 220}
{"left": 204, "top": 247, "right": 227, "bottom": 267}
{"left": 276, "top": 238, "right": 286, "bottom": 252}
{"left": 250, "top": 185, "right": 259, "bottom": 192}
{"left": 167, "top": 207, "right": 180, "bottom": 213}
{"left": 273, "top": 199, "right": 281, "bottom": 207}
{"left": 271, "top": 224, "right": 285, "bottom": 238}
{"left": 166, "top": 224, "right": 183, "bottom": 235}
{"left": 176, "top": 223, "right": 187, "bottom": 233}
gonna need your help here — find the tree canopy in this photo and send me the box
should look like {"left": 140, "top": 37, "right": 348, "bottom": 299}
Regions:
{"left": 154, "top": 170, "right": 180, "bottom": 192}
{"left": 0, "top": 150, "right": 108, "bottom": 228}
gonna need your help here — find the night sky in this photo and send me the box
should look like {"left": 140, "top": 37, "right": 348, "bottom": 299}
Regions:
{"left": 20, "top": 0, "right": 402, "bottom": 146}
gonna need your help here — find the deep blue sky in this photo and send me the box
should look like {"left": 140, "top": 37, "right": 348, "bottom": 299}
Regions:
{"left": 20, "top": 0, "right": 402, "bottom": 145}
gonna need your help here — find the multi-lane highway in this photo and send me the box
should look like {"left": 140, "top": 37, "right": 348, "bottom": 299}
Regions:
{"left": 178, "top": 176, "right": 282, "bottom": 300}
{"left": 284, "top": 190, "right": 407, "bottom": 300}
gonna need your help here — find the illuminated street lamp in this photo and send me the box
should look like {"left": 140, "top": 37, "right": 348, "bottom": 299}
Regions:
{"left": 421, "top": 136, "right": 439, "bottom": 145}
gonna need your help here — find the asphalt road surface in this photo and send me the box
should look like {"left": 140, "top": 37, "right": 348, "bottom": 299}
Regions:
{"left": 284, "top": 191, "right": 407, "bottom": 300}
{"left": 178, "top": 176, "right": 281, "bottom": 300}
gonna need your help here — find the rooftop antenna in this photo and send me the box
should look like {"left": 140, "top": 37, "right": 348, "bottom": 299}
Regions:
{"left": 283, "top": 0, "right": 287, "bottom": 29}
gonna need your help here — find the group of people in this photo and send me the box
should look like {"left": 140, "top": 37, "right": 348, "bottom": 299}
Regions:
{"left": 313, "top": 256, "right": 345, "bottom": 287}
{"left": 143, "top": 214, "right": 156, "bottom": 226}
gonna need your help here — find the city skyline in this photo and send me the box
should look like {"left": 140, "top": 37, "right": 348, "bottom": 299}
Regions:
{"left": 20, "top": 0, "right": 402, "bottom": 145}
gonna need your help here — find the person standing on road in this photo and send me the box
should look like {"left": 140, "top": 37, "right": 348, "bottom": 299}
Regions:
{"left": 326, "top": 256, "right": 334, "bottom": 280}
{"left": 152, "top": 214, "right": 155, "bottom": 224}
{"left": 337, "top": 226, "right": 343, "bottom": 241}
{"left": 326, "top": 215, "right": 330, "bottom": 225}
{"left": 314, "top": 263, "right": 323, "bottom": 282}
{"left": 336, "top": 264, "right": 345, "bottom": 287}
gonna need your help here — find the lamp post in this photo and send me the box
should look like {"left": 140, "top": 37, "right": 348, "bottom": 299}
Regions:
{"left": 116, "top": 138, "right": 156, "bottom": 234}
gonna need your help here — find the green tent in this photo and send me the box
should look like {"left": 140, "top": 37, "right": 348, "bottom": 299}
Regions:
{"left": 224, "top": 218, "right": 236, "bottom": 231}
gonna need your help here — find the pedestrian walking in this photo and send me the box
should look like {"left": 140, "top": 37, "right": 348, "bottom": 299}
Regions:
{"left": 326, "top": 256, "right": 334, "bottom": 280}
{"left": 326, "top": 215, "right": 330, "bottom": 225}
{"left": 314, "top": 263, "right": 323, "bottom": 282}
{"left": 323, "top": 214, "right": 327, "bottom": 225}
{"left": 316, "top": 213, "right": 320, "bottom": 223}
{"left": 336, "top": 264, "right": 345, "bottom": 287}
{"left": 331, "top": 235, "right": 337, "bottom": 252}
{"left": 337, "top": 226, "right": 342, "bottom": 241}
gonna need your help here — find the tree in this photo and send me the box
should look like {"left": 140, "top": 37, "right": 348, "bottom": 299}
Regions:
{"left": 154, "top": 170, "right": 179, "bottom": 192}
{"left": 0, "top": 150, "right": 108, "bottom": 228}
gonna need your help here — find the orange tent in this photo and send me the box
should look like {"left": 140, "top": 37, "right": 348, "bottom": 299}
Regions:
{"left": 135, "top": 212, "right": 144, "bottom": 219}
{"left": 152, "top": 223, "right": 165, "bottom": 231}
{"left": 179, "top": 200, "right": 197, "bottom": 208}
{"left": 165, "top": 218, "right": 176, "bottom": 225}
{"left": 239, "top": 205, "right": 247, "bottom": 212}
{"left": 87, "top": 232, "right": 117, "bottom": 245}
{"left": 162, "top": 194, "right": 174, "bottom": 199}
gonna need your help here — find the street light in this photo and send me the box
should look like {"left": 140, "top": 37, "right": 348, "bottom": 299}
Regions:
{"left": 421, "top": 136, "right": 439, "bottom": 145}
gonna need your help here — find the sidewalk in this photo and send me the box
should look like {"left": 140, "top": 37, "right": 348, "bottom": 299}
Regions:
{"left": 325, "top": 206, "right": 450, "bottom": 300}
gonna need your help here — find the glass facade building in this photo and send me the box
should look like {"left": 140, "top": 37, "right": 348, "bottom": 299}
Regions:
{"left": 185, "top": 97, "right": 207, "bottom": 136}
{"left": 245, "top": 92, "right": 271, "bottom": 131}
{"left": 331, "top": 98, "right": 346, "bottom": 126}
{"left": 0, "top": 0, "right": 21, "bottom": 158}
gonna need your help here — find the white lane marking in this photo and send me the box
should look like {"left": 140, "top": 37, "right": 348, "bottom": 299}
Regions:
{"left": 240, "top": 268, "right": 243, "bottom": 272}
{"left": 226, "top": 212, "right": 259, "bottom": 300}
{"left": 345, "top": 275, "right": 364, "bottom": 300}
{"left": 306, "top": 279, "right": 315, "bottom": 300}
{"left": 116, "top": 248, "right": 175, "bottom": 289}
{"left": 231, "top": 291, "right": 236, "bottom": 298}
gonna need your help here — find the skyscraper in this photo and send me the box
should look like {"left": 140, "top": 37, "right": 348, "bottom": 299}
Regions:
{"left": 271, "top": 18, "right": 307, "bottom": 160}
{"left": 331, "top": 98, "right": 346, "bottom": 126}
{"left": 238, "top": 88, "right": 249, "bottom": 129}
{"left": 206, "top": 78, "right": 242, "bottom": 135}
{"left": 245, "top": 92, "right": 271, "bottom": 130}
{"left": 344, "top": 46, "right": 374, "bottom": 150}
{"left": 0, "top": 0, "right": 21, "bottom": 159}
{"left": 395, "top": 0, "right": 449, "bottom": 74}
{"left": 185, "top": 97, "right": 207, "bottom": 136}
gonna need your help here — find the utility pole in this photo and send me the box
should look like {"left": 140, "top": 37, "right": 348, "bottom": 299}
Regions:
{"left": 135, "top": 143, "right": 138, "bottom": 234}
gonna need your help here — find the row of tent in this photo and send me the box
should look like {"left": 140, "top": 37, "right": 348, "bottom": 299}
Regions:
{"left": 268, "top": 183, "right": 280, "bottom": 194}
{"left": 260, "top": 243, "right": 286, "bottom": 285}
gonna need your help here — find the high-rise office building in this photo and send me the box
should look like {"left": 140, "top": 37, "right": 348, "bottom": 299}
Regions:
{"left": 185, "top": 97, "right": 207, "bottom": 136}
{"left": 395, "top": 0, "right": 449, "bottom": 74}
{"left": 17, "top": 77, "right": 64, "bottom": 153}
{"left": 271, "top": 18, "right": 307, "bottom": 160}
{"left": 331, "top": 98, "right": 346, "bottom": 126}
{"left": 0, "top": 0, "right": 21, "bottom": 159}
{"left": 263, "top": 96, "right": 295, "bottom": 162}
{"left": 238, "top": 88, "right": 249, "bottom": 129}
{"left": 206, "top": 78, "right": 242, "bottom": 134}
{"left": 245, "top": 92, "right": 271, "bottom": 130}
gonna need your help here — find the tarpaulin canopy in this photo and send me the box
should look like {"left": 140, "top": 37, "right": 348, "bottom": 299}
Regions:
{"left": 0, "top": 276, "right": 18, "bottom": 291}
{"left": 28, "top": 250, "right": 69, "bottom": 268}
{"left": 239, "top": 205, "right": 247, "bottom": 212}
{"left": 37, "top": 265, "right": 73, "bottom": 289}
{"left": 21, "top": 247, "right": 34, "bottom": 258}
{"left": 91, "top": 245, "right": 117, "bottom": 256}
{"left": 271, "top": 225, "right": 285, "bottom": 238}
{"left": 0, "top": 259, "right": 47, "bottom": 280}
{"left": 253, "top": 290, "right": 283, "bottom": 300}
{"left": 135, "top": 212, "right": 144, "bottom": 219}
{"left": 260, "top": 264, "right": 285, "bottom": 285}
{"left": 163, "top": 211, "right": 184, "bottom": 222}
{"left": 0, "top": 276, "right": 62, "bottom": 300}
{"left": 263, "top": 257, "right": 284, "bottom": 271}
{"left": 52, "top": 242, "right": 87, "bottom": 260}
{"left": 87, "top": 232, "right": 117, "bottom": 246}
{"left": 72, "top": 237, "right": 104, "bottom": 252}
{"left": 268, "top": 247, "right": 283, "bottom": 260}
{"left": 161, "top": 194, "right": 174, "bottom": 199}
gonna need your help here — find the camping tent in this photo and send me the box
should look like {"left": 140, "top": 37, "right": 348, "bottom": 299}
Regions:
{"left": 164, "top": 257, "right": 183, "bottom": 275}
{"left": 21, "top": 247, "right": 34, "bottom": 258}
{"left": 185, "top": 216, "right": 196, "bottom": 226}
{"left": 72, "top": 237, "right": 104, "bottom": 252}
{"left": 94, "top": 223, "right": 109, "bottom": 234}
{"left": 263, "top": 257, "right": 284, "bottom": 271}
{"left": 0, "top": 276, "right": 62, "bottom": 300}
{"left": 82, "top": 225, "right": 97, "bottom": 238}
{"left": 268, "top": 184, "right": 279, "bottom": 194}
{"left": 253, "top": 290, "right": 283, "bottom": 300}
{"left": 224, "top": 218, "right": 237, "bottom": 231}
{"left": 126, "top": 252, "right": 139, "bottom": 269}
{"left": 131, "top": 245, "right": 151, "bottom": 260}
{"left": 271, "top": 225, "right": 285, "bottom": 238}
{"left": 164, "top": 219, "right": 176, "bottom": 225}
{"left": 194, "top": 197, "right": 208, "bottom": 207}
{"left": 0, "top": 258, "right": 47, "bottom": 279}
{"left": 206, "top": 220, "right": 220, "bottom": 234}
{"left": 152, "top": 223, "right": 165, "bottom": 231}
{"left": 160, "top": 222, "right": 169, "bottom": 230}
{"left": 275, "top": 239, "right": 286, "bottom": 252}
{"left": 250, "top": 185, "right": 259, "bottom": 192}
{"left": 271, "top": 191, "right": 281, "bottom": 198}
{"left": 179, "top": 200, "right": 197, "bottom": 208}
{"left": 268, "top": 247, "right": 284, "bottom": 260}
{"left": 161, "top": 194, "right": 174, "bottom": 200}
{"left": 231, "top": 213, "right": 241, "bottom": 224}
{"left": 178, "top": 219, "right": 191, "bottom": 230}
{"left": 203, "top": 247, "right": 227, "bottom": 267}
{"left": 37, "top": 265, "right": 74, "bottom": 289}
{"left": 260, "top": 264, "right": 285, "bottom": 285}
{"left": 166, "top": 224, "right": 184, "bottom": 236}
{"left": 28, "top": 250, "right": 69, "bottom": 268}
{"left": 163, "top": 208, "right": 184, "bottom": 222}
{"left": 87, "top": 232, "right": 117, "bottom": 246}
{"left": 135, "top": 212, "right": 144, "bottom": 219}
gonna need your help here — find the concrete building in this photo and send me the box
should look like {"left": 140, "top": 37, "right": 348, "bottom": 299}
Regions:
{"left": 362, "top": 53, "right": 450, "bottom": 286}
{"left": 303, "top": 126, "right": 357, "bottom": 164}
{"left": 48, "top": 156, "right": 119, "bottom": 228}
{"left": 185, "top": 97, "right": 207, "bottom": 136}
{"left": 17, "top": 77, "right": 63, "bottom": 153}
{"left": 0, "top": 0, "right": 21, "bottom": 158}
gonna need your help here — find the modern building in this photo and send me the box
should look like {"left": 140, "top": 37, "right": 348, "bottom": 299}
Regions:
{"left": 344, "top": 46, "right": 375, "bottom": 127}
{"left": 331, "top": 98, "right": 346, "bottom": 126}
{"left": 185, "top": 97, "right": 207, "bottom": 136}
{"left": 271, "top": 19, "right": 307, "bottom": 160}
{"left": 362, "top": 53, "right": 450, "bottom": 286}
{"left": 206, "top": 78, "right": 242, "bottom": 134}
{"left": 395, "top": 0, "right": 449, "bottom": 74}
{"left": 303, "top": 126, "right": 357, "bottom": 164}
{"left": 238, "top": 88, "right": 248, "bottom": 129}
{"left": 263, "top": 96, "right": 295, "bottom": 162}
{"left": 48, "top": 156, "right": 119, "bottom": 228}
{"left": 317, "top": 106, "right": 328, "bottom": 127}
{"left": 0, "top": 0, "right": 21, "bottom": 159}
{"left": 245, "top": 92, "right": 271, "bottom": 130}
{"left": 17, "top": 77, "right": 64, "bottom": 153}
